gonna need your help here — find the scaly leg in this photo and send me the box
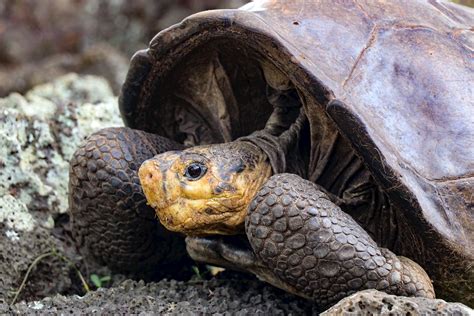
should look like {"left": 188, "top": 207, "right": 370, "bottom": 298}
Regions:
{"left": 246, "top": 173, "right": 434, "bottom": 307}
{"left": 69, "top": 127, "right": 186, "bottom": 275}
{"left": 186, "top": 173, "right": 435, "bottom": 308}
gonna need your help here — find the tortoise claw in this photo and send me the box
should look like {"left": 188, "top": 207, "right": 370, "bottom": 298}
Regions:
{"left": 185, "top": 235, "right": 259, "bottom": 272}
{"left": 185, "top": 235, "right": 309, "bottom": 298}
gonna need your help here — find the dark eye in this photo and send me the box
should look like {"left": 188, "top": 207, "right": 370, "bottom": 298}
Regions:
{"left": 184, "top": 163, "right": 207, "bottom": 180}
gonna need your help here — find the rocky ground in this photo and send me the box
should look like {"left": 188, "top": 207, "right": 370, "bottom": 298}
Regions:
{"left": 0, "top": 74, "right": 472, "bottom": 315}
{"left": 3, "top": 279, "right": 316, "bottom": 315}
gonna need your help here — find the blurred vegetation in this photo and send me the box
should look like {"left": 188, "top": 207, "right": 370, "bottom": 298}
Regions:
{"left": 90, "top": 274, "right": 111, "bottom": 289}
{"left": 0, "top": 0, "right": 248, "bottom": 96}
{"left": 452, "top": 0, "right": 474, "bottom": 7}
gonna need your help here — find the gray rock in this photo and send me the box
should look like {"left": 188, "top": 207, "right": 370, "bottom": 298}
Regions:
{"left": 0, "top": 278, "right": 316, "bottom": 315}
{"left": 322, "top": 289, "right": 473, "bottom": 315}
{"left": 0, "top": 74, "right": 122, "bottom": 304}
{"left": 0, "top": 73, "right": 122, "bottom": 220}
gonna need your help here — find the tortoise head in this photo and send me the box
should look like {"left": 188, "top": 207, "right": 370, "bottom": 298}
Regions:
{"left": 138, "top": 141, "right": 272, "bottom": 235}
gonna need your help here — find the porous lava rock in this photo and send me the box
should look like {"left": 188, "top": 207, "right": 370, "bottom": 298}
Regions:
{"left": 322, "top": 289, "right": 473, "bottom": 315}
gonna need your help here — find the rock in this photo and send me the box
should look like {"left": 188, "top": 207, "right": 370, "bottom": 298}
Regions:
{"left": 0, "top": 74, "right": 122, "bottom": 304}
{"left": 322, "top": 289, "right": 473, "bottom": 315}
{"left": 0, "top": 73, "right": 121, "bottom": 219}
{"left": 0, "top": 278, "right": 316, "bottom": 315}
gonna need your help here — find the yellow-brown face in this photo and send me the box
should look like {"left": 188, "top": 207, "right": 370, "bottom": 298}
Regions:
{"left": 138, "top": 142, "right": 272, "bottom": 236}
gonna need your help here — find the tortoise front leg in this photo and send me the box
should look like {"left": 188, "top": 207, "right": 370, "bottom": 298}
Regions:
{"left": 186, "top": 235, "right": 305, "bottom": 298}
{"left": 246, "top": 173, "right": 435, "bottom": 307}
{"left": 69, "top": 127, "right": 186, "bottom": 276}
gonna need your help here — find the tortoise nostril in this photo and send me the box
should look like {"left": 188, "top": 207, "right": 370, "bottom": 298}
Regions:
{"left": 138, "top": 160, "right": 163, "bottom": 189}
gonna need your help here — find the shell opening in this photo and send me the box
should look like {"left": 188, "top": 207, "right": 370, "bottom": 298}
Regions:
{"left": 124, "top": 25, "right": 398, "bottom": 252}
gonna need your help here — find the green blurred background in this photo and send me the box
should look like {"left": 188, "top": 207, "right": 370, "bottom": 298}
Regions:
{"left": 452, "top": 0, "right": 474, "bottom": 6}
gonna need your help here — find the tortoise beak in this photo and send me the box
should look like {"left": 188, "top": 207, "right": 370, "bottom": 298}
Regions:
{"left": 138, "top": 158, "right": 168, "bottom": 210}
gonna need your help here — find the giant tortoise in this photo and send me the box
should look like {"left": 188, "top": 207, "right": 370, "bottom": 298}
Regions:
{"left": 69, "top": 0, "right": 474, "bottom": 308}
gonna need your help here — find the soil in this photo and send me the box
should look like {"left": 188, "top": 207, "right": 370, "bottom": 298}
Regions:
{"left": 2, "top": 275, "right": 317, "bottom": 315}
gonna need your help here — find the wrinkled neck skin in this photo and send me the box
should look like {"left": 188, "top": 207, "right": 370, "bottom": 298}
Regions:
{"left": 239, "top": 107, "right": 307, "bottom": 176}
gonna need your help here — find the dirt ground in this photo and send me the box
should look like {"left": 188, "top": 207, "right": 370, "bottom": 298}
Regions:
{"left": 2, "top": 275, "right": 317, "bottom": 315}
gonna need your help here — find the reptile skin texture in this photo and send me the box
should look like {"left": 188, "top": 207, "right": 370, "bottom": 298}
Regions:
{"left": 69, "top": 127, "right": 185, "bottom": 274}
{"left": 246, "top": 173, "right": 435, "bottom": 308}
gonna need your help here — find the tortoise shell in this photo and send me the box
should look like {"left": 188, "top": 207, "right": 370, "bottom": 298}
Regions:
{"left": 119, "top": 0, "right": 473, "bottom": 304}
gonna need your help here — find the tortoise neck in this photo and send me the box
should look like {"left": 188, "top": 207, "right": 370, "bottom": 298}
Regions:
{"left": 238, "top": 131, "right": 286, "bottom": 174}
{"left": 237, "top": 108, "right": 307, "bottom": 175}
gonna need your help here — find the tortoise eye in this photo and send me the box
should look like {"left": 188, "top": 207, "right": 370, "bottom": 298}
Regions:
{"left": 184, "top": 162, "right": 207, "bottom": 180}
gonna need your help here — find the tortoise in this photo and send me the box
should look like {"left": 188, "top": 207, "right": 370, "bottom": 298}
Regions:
{"left": 69, "top": 0, "right": 474, "bottom": 308}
